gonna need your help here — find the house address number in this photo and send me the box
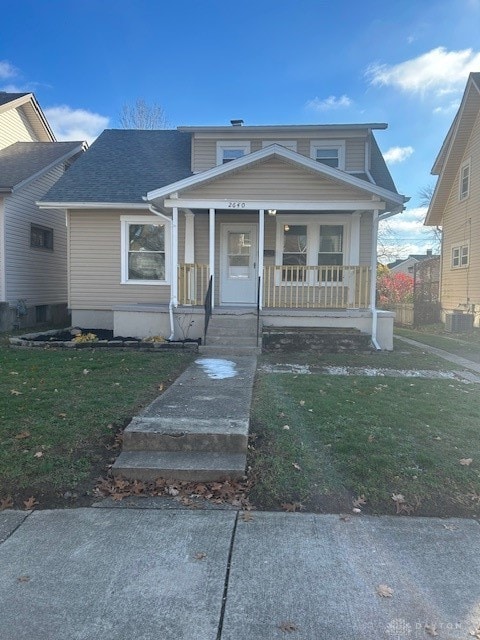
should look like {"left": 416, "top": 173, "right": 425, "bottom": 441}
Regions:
{"left": 227, "top": 201, "right": 246, "bottom": 208}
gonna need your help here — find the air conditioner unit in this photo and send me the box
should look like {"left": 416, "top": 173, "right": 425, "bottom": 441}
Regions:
{"left": 445, "top": 312, "right": 474, "bottom": 333}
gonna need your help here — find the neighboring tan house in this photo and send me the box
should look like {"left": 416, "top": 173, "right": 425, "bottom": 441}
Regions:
{"left": 388, "top": 250, "right": 436, "bottom": 275}
{"left": 39, "top": 121, "right": 407, "bottom": 349}
{"left": 0, "top": 92, "right": 85, "bottom": 330}
{"left": 426, "top": 72, "right": 480, "bottom": 326}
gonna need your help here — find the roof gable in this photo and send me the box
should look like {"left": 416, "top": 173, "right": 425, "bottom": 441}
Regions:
{"left": 147, "top": 144, "right": 406, "bottom": 208}
{"left": 0, "top": 92, "right": 55, "bottom": 143}
{"left": 426, "top": 73, "right": 480, "bottom": 225}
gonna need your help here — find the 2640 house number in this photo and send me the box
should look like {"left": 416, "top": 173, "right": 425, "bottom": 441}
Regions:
{"left": 227, "top": 201, "right": 246, "bottom": 208}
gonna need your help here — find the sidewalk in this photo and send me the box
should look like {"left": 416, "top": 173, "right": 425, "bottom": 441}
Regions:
{"left": 1, "top": 507, "right": 479, "bottom": 639}
{"left": 395, "top": 334, "right": 480, "bottom": 375}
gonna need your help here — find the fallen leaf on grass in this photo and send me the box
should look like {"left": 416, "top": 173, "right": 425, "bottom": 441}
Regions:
{"left": 82, "top": 369, "right": 90, "bottom": 375}
{"left": 299, "top": 400, "right": 305, "bottom": 406}
{"left": 58, "top": 413, "right": 67, "bottom": 419}
{"left": 460, "top": 458, "right": 473, "bottom": 466}
{"left": 158, "top": 382, "right": 165, "bottom": 392}
{"left": 0, "top": 496, "right": 14, "bottom": 510}
{"left": 282, "top": 425, "right": 290, "bottom": 430}
{"left": 425, "top": 624, "right": 438, "bottom": 636}
{"left": 292, "top": 462, "right": 302, "bottom": 471}
{"left": 376, "top": 584, "right": 394, "bottom": 598}
{"left": 281, "top": 502, "right": 304, "bottom": 512}
{"left": 368, "top": 434, "right": 375, "bottom": 442}
{"left": 353, "top": 495, "right": 367, "bottom": 508}
{"left": 278, "top": 621, "right": 298, "bottom": 633}
{"left": 23, "top": 496, "right": 38, "bottom": 510}
{"left": 33, "top": 451, "right": 44, "bottom": 458}
{"left": 352, "top": 508, "right": 362, "bottom": 514}
{"left": 194, "top": 552, "right": 206, "bottom": 561}
{"left": 15, "top": 431, "right": 31, "bottom": 440}
{"left": 17, "top": 575, "right": 30, "bottom": 583}
{"left": 10, "top": 389, "right": 22, "bottom": 396}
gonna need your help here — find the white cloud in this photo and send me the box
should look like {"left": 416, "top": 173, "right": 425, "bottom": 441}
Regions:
{"left": 433, "top": 100, "right": 461, "bottom": 115}
{"left": 305, "top": 95, "right": 352, "bottom": 111}
{"left": 0, "top": 60, "right": 17, "bottom": 80}
{"left": 366, "top": 47, "right": 480, "bottom": 96}
{"left": 383, "top": 146, "right": 414, "bottom": 164}
{"left": 44, "top": 106, "right": 109, "bottom": 144}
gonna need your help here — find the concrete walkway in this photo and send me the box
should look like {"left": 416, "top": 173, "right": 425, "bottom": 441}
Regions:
{"left": 1, "top": 508, "right": 480, "bottom": 639}
{"left": 395, "top": 334, "right": 480, "bottom": 374}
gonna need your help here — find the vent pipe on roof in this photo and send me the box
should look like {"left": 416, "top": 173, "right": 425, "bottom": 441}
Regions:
{"left": 230, "top": 119, "right": 244, "bottom": 127}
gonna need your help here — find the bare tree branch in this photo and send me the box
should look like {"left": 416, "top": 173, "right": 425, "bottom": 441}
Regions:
{"left": 119, "top": 99, "right": 169, "bottom": 129}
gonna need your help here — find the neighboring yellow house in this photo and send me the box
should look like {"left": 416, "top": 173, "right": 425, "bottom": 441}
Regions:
{"left": 0, "top": 92, "right": 85, "bottom": 330}
{"left": 426, "top": 72, "right": 480, "bottom": 327}
{"left": 40, "top": 121, "right": 407, "bottom": 349}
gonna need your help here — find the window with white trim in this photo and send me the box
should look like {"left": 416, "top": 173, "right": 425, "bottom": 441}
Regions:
{"left": 277, "top": 217, "right": 349, "bottom": 283}
{"left": 121, "top": 217, "right": 170, "bottom": 284}
{"left": 451, "top": 243, "right": 469, "bottom": 269}
{"left": 459, "top": 159, "right": 470, "bottom": 201}
{"left": 310, "top": 140, "right": 345, "bottom": 169}
{"left": 216, "top": 141, "right": 251, "bottom": 165}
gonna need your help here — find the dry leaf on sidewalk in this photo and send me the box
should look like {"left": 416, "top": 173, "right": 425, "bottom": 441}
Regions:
{"left": 376, "top": 584, "right": 394, "bottom": 598}
{"left": 278, "top": 621, "right": 298, "bottom": 633}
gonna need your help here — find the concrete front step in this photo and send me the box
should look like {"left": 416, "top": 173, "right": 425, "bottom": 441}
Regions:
{"left": 112, "top": 451, "right": 247, "bottom": 482}
{"left": 122, "top": 416, "right": 249, "bottom": 453}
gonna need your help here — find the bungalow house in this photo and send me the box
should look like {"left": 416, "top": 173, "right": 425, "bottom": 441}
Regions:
{"left": 387, "top": 250, "right": 437, "bottom": 276}
{"left": 39, "top": 121, "right": 407, "bottom": 349}
{"left": 425, "top": 72, "right": 480, "bottom": 326}
{"left": 0, "top": 92, "right": 85, "bottom": 330}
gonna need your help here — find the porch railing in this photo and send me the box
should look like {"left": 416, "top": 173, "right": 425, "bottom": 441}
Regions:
{"left": 263, "top": 265, "right": 371, "bottom": 309}
{"left": 177, "top": 264, "right": 371, "bottom": 310}
{"left": 178, "top": 263, "right": 210, "bottom": 306}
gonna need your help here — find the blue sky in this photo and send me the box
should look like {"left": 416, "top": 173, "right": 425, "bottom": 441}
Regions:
{"left": 2, "top": 0, "right": 480, "bottom": 259}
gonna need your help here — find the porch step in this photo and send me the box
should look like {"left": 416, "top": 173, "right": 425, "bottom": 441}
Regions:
{"left": 122, "top": 416, "right": 248, "bottom": 453}
{"left": 112, "top": 451, "right": 246, "bottom": 482}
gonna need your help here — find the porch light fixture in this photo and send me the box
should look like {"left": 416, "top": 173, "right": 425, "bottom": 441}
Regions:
{"left": 284, "top": 224, "right": 290, "bottom": 232}
{"left": 267, "top": 209, "right": 277, "bottom": 216}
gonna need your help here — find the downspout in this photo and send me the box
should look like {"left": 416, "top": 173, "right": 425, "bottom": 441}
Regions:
{"left": 370, "top": 209, "right": 381, "bottom": 350}
{"left": 147, "top": 203, "right": 177, "bottom": 340}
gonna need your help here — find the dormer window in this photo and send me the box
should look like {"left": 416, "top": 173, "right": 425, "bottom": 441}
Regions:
{"left": 216, "top": 141, "right": 250, "bottom": 165}
{"left": 310, "top": 140, "right": 345, "bottom": 170}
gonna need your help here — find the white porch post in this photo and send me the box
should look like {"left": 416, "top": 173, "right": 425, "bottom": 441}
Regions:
{"left": 171, "top": 207, "right": 179, "bottom": 305}
{"left": 209, "top": 208, "right": 215, "bottom": 309}
{"left": 370, "top": 209, "right": 380, "bottom": 349}
{"left": 184, "top": 212, "right": 195, "bottom": 263}
{"left": 258, "top": 209, "right": 264, "bottom": 310}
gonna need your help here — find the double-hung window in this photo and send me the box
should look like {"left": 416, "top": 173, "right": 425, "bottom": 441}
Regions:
{"left": 459, "top": 159, "right": 470, "bottom": 201}
{"left": 121, "top": 217, "right": 169, "bottom": 284}
{"left": 277, "top": 218, "right": 349, "bottom": 284}
{"left": 31, "top": 224, "right": 53, "bottom": 250}
{"left": 310, "top": 140, "right": 345, "bottom": 169}
{"left": 451, "top": 244, "right": 469, "bottom": 269}
{"left": 216, "top": 141, "right": 251, "bottom": 165}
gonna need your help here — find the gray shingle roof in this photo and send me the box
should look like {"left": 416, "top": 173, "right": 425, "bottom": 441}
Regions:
{"left": 41, "top": 129, "right": 192, "bottom": 204}
{"left": 369, "top": 136, "right": 398, "bottom": 193}
{"left": 0, "top": 92, "right": 29, "bottom": 107}
{"left": 0, "top": 142, "right": 83, "bottom": 189}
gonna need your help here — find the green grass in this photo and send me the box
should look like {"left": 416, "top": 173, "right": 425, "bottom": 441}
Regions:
{"left": 250, "top": 370, "right": 480, "bottom": 516}
{"left": 395, "top": 327, "right": 480, "bottom": 363}
{"left": 0, "top": 343, "right": 193, "bottom": 504}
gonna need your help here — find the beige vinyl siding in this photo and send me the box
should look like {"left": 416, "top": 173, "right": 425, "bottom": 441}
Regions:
{"left": 0, "top": 106, "right": 38, "bottom": 150}
{"left": 0, "top": 197, "right": 5, "bottom": 301}
{"left": 69, "top": 211, "right": 171, "bottom": 310}
{"left": 191, "top": 135, "right": 367, "bottom": 173}
{"left": 182, "top": 157, "right": 369, "bottom": 201}
{"left": 359, "top": 212, "right": 372, "bottom": 265}
{"left": 440, "top": 108, "right": 480, "bottom": 310}
{"left": 346, "top": 138, "right": 366, "bottom": 172}
{"left": 4, "top": 165, "right": 67, "bottom": 305}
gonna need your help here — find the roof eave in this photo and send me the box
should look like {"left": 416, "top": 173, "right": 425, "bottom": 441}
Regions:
{"left": 12, "top": 143, "right": 86, "bottom": 193}
{"left": 38, "top": 201, "right": 150, "bottom": 210}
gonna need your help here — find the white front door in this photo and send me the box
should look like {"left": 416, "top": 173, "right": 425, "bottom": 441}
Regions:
{"left": 220, "top": 223, "right": 258, "bottom": 305}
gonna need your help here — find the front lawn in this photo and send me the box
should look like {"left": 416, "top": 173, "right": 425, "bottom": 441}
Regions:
{"left": 250, "top": 350, "right": 480, "bottom": 517}
{"left": 395, "top": 326, "right": 480, "bottom": 364}
{"left": 0, "top": 342, "right": 193, "bottom": 508}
